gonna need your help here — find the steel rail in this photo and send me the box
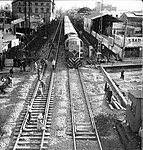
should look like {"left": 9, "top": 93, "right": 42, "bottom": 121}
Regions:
{"left": 12, "top": 19, "right": 63, "bottom": 150}
{"left": 40, "top": 17, "right": 63, "bottom": 149}
{"left": 39, "top": 71, "right": 55, "bottom": 150}
{"left": 67, "top": 68, "right": 77, "bottom": 150}
{"left": 77, "top": 69, "right": 103, "bottom": 150}
{"left": 12, "top": 66, "right": 45, "bottom": 150}
{"left": 46, "top": 18, "right": 63, "bottom": 59}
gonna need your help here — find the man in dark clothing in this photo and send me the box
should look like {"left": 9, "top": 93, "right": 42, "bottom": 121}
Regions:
{"left": 27, "top": 105, "right": 32, "bottom": 124}
{"left": 9, "top": 67, "right": 14, "bottom": 77}
{"left": 120, "top": 69, "right": 125, "bottom": 80}
{"left": 107, "top": 90, "right": 112, "bottom": 104}
{"left": 104, "top": 81, "right": 108, "bottom": 92}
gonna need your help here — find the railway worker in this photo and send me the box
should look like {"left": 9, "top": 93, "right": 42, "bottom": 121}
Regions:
{"left": 52, "top": 59, "right": 56, "bottom": 71}
{"left": 9, "top": 67, "right": 14, "bottom": 77}
{"left": 37, "top": 86, "right": 44, "bottom": 97}
{"left": 37, "top": 67, "right": 41, "bottom": 80}
{"left": 27, "top": 105, "right": 32, "bottom": 124}
{"left": 79, "top": 30, "right": 82, "bottom": 38}
{"left": 120, "top": 69, "right": 125, "bottom": 80}
{"left": 39, "top": 79, "right": 46, "bottom": 92}
{"left": 37, "top": 113, "right": 44, "bottom": 131}
{"left": 6, "top": 76, "right": 13, "bottom": 87}
{"left": 44, "top": 59, "right": 48, "bottom": 69}
{"left": 34, "top": 61, "right": 38, "bottom": 74}
{"left": 107, "top": 90, "right": 112, "bottom": 104}
{"left": 104, "top": 81, "right": 108, "bottom": 93}
{"left": 89, "top": 45, "right": 93, "bottom": 58}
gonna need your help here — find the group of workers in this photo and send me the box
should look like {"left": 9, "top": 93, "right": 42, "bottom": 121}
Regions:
{"left": 27, "top": 105, "right": 45, "bottom": 131}
{"left": 25, "top": 58, "right": 56, "bottom": 130}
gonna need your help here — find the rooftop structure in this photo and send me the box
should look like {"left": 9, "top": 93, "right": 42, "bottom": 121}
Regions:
{"left": 12, "top": 0, "right": 55, "bottom": 23}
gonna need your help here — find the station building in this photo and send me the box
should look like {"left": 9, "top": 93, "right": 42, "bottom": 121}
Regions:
{"left": 84, "top": 11, "right": 143, "bottom": 60}
{"left": 113, "top": 11, "right": 143, "bottom": 58}
{"left": 12, "top": 0, "right": 55, "bottom": 24}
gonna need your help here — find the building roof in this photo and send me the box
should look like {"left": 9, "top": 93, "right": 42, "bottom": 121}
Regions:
{"left": 91, "top": 13, "right": 121, "bottom": 22}
{"left": 122, "top": 11, "right": 143, "bottom": 19}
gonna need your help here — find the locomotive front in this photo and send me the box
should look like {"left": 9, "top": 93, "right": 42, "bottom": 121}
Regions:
{"left": 64, "top": 16, "right": 84, "bottom": 68}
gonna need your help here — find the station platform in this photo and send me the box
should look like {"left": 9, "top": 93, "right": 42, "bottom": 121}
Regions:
{"left": 102, "top": 58, "right": 142, "bottom": 69}
{"left": 85, "top": 58, "right": 142, "bottom": 69}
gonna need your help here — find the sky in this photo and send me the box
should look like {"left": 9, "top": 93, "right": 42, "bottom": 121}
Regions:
{"left": 55, "top": 0, "right": 143, "bottom": 11}
{"left": 0, "top": 0, "right": 142, "bottom": 11}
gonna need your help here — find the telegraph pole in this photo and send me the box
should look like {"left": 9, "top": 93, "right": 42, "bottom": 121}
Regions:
{"left": 122, "top": 20, "right": 127, "bottom": 61}
{"left": 97, "top": 0, "right": 103, "bottom": 63}
{"left": 24, "top": 0, "right": 27, "bottom": 35}
{"left": 28, "top": 0, "right": 30, "bottom": 33}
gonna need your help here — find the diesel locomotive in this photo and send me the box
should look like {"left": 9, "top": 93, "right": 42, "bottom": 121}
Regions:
{"left": 64, "top": 16, "right": 84, "bottom": 68}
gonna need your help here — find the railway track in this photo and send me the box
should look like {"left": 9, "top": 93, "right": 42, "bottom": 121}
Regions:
{"left": 9, "top": 67, "right": 54, "bottom": 150}
{"left": 8, "top": 17, "right": 63, "bottom": 150}
{"left": 67, "top": 68, "right": 103, "bottom": 150}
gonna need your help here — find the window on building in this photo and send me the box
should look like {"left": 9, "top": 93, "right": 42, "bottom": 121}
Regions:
{"left": 46, "top": 3, "right": 50, "bottom": 6}
{"left": 46, "top": 8, "right": 50, "bottom": 13}
{"left": 35, "top": 3, "right": 38, "bottom": 6}
{"left": 35, "top": 8, "right": 38, "bottom": 13}
{"left": 19, "top": 7, "right": 22, "bottom": 13}
{"left": 41, "top": 8, "right": 44, "bottom": 13}
{"left": 30, "top": 8, "right": 32, "bottom": 13}
{"left": 41, "top": 3, "right": 44, "bottom": 6}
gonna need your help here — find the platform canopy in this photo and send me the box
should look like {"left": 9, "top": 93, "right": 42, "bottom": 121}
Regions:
{"left": 91, "top": 13, "right": 121, "bottom": 22}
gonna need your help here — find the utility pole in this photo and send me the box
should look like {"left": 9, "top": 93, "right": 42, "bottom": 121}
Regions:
{"left": 97, "top": 0, "right": 103, "bottom": 62}
{"left": 24, "top": 0, "right": 27, "bottom": 35}
{"left": 28, "top": 0, "right": 30, "bottom": 33}
{"left": 122, "top": 20, "right": 127, "bottom": 61}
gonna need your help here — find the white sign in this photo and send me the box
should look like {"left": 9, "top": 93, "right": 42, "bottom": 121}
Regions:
{"left": 5, "top": 59, "right": 13, "bottom": 67}
{"left": 11, "top": 39, "right": 19, "bottom": 48}
{"left": 114, "top": 35, "right": 124, "bottom": 47}
{"left": 125, "top": 37, "right": 143, "bottom": 47}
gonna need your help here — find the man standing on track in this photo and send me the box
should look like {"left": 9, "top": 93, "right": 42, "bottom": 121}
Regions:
{"left": 120, "top": 69, "right": 125, "bottom": 80}
{"left": 27, "top": 105, "right": 32, "bottom": 124}
{"left": 52, "top": 59, "right": 55, "bottom": 71}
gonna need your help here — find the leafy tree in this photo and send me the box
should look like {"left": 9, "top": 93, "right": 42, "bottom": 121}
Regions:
{"left": 77, "top": 7, "right": 91, "bottom": 13}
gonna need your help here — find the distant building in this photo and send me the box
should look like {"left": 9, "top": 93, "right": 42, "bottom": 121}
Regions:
{"left": 95, "top": 2, "right": 117, "bottom": 13}
{"left": 12, "top": 0, "right": 55, "bottom": 24}
{"left": 119, "top": 11, "right": 142, "bottom": 37}
{"left": 112, "top": 11, "right": 143, "bottom": 58}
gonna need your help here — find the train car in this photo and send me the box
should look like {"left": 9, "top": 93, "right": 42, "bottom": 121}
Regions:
{"left": 64, "top": 16, "right": 84, "bottom": 68}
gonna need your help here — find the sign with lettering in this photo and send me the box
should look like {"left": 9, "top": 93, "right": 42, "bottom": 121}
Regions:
{"left": 125, "top": 37, "right": 143, "bottom": 47}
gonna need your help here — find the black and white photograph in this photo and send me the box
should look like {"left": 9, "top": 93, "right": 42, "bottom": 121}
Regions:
{"left": 0, "top": 0, "right": 142, "bottom": 149}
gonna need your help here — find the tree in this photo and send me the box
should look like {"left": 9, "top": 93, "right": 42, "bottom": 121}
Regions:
{"left": 77, "top": 7, "right": 91, "bottom": 14}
